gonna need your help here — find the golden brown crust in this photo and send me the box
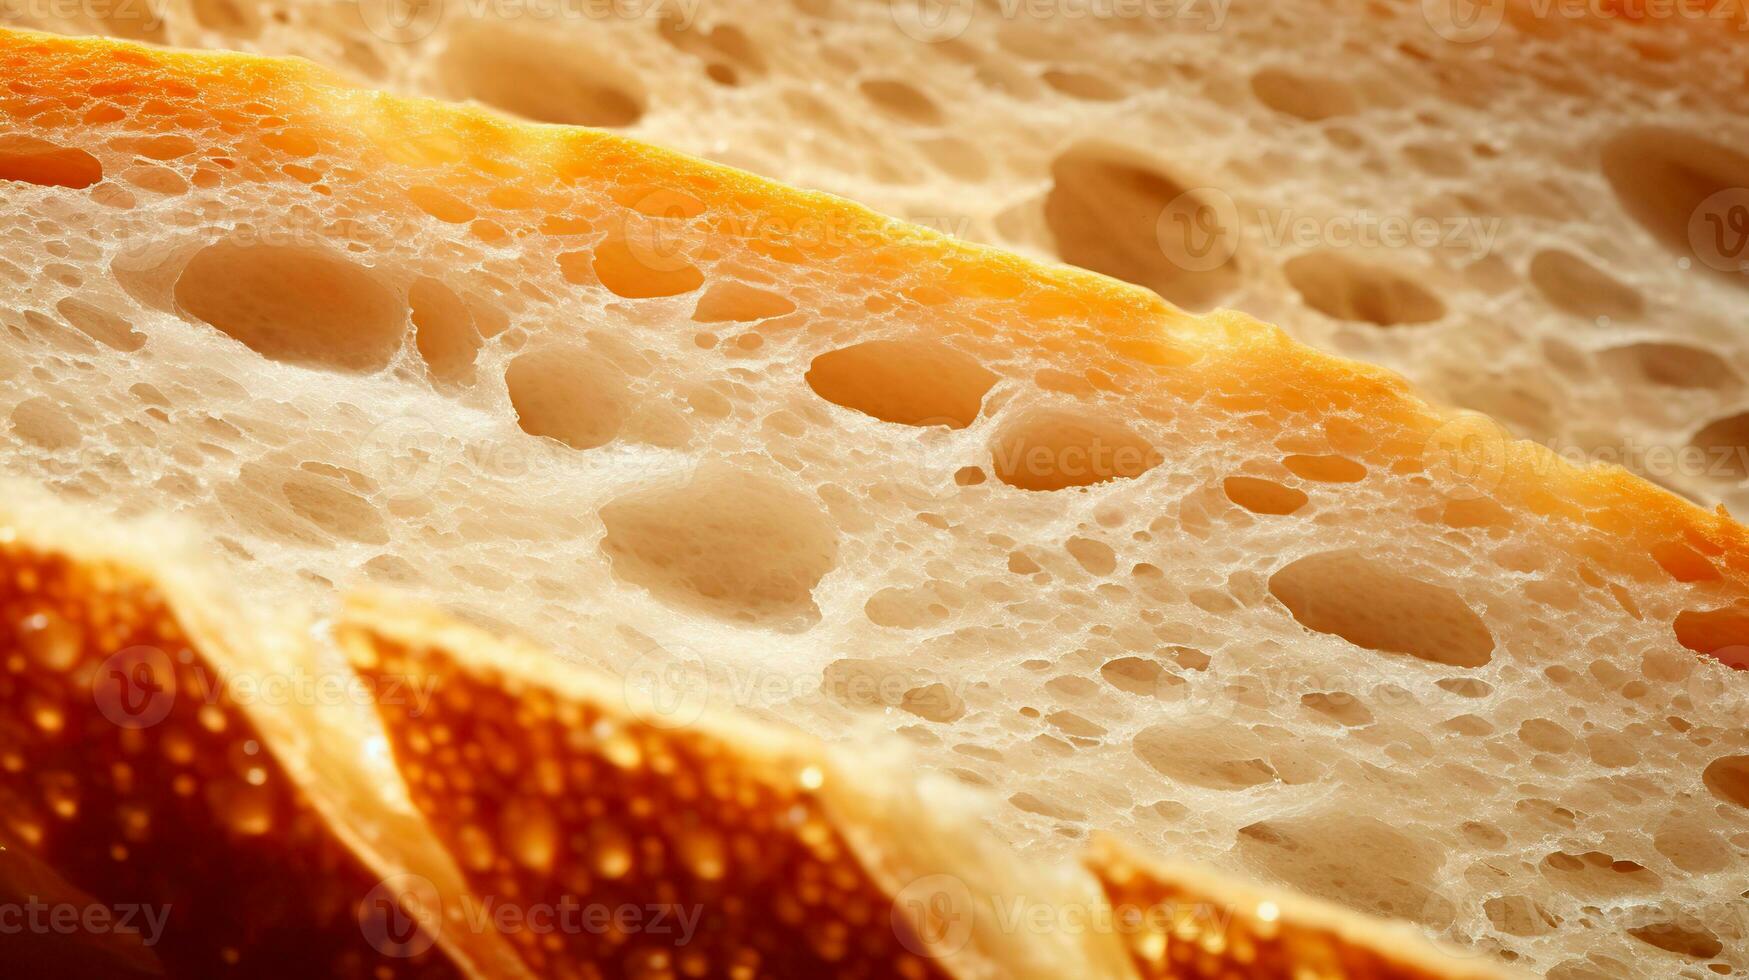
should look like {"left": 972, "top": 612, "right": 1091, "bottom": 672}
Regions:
{"left": 340, "top": 600, "right": 955, "bottom": 980}
{"left": 1085, "top": 837, "right": 1514, "bottom": 980}
{"left": 0, "top": 533, "right": 461, "bottom": 978}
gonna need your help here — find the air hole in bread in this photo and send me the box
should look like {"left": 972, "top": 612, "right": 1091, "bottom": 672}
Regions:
{"left": 1100, "top": 656, "right": 1177, "bottom": 698}
{"left": 1627, "top": 919, "right": 1724, "bottom": 959}
{"left": 821, "top": 657, "right": 913, "bottom": 711}
{"left": 864, "top": 581, "right": 959, "bottom": 629}
{"left": 409, "top": 277, "right": 481, "bottom": 387}
{"left": 1688, "top": 413, "right": 1749, "bottom": 479}
{"left": 1065, "top": 536, "right": 1116, "bottom": 575}
{"left": 1236, "top": 815, "right": 1443, "bottom": 923}
{"left": 1282, "top": 453, "right": 1366, "bottom": 483}
{"left": 579, "top": 236, "right": 705, "bottom": 299}
{"left": 0, "top": 135, "right": 103, "bottom": 189}
{"left": 1652, "top": 541, "right": 1720, "bottom": 583}
{"left": 900, "top": 682, "right": 964, "bottom": 722}
{"left": 1269, "top": 551, "right": 1494, "bottom": 668}
{"left": 657, "top": 15, "right": 764, "bottom": 85}
{"left": 991, "top": 410, "right": 1160, "bottom": 491}
{"left": 1284, "top": 252, "right": 1446, "bottom": 326}
{"left": 280, "top": 466, "right": 389, "bottom": 545}
{"left": 1539, "top": 850, "right": 1660, "bottom": 898}
{"left": 439, "top": 23, "right": 646, "bottom": 127}
{"left": 1250, "top": 67, "right": 1360, "bottom": 121}
{"left": 1299, "top": 691, "right": 1373, "bottom": 727}
{"left": 189, "top": 0, "right": 259, "bottom": 39}
{"left": 1518, "top": 718, "right": 1576, "bottom": 754}
{"left": 599, "top": 466, "right": 837, "bottom": 630}
{"left": 1484, "top": 896, "right": 1561, "bottom": 938}
{"left": 1046, "top": 143, "right": 1240, "bottom": 312}
{"left": 407, "top": 185, "right": 476, "bottom": 225}
{"left": 9, "top": 397, "right": 80, "bottom": 451}
{"left": 691, "top": 281, "right": 796, "bottom": 323}
{"left": 505, "top": 344, "right": 628, "bottom": 451}
{"left": 1601, "top": 127, "right": 1749, "bottom": 286}
{"left": 858, "top": 78, "right": 942, "bottom": 125}
{"left": 1041, "top": 69, "right": 1124, "bottom": 102}
{"left": 1134, "top": 725, "right": 1278, "bottom": 790}
{"left": 173, "top": 242, "right": 406, "bottom": 373}
{"left": 805, "top": 339, "right": 996, "bottom": 429}
{"left": 54, "top": 297, "right": 143, "bottom": 352}
{"left": 1703, "top": 755, "right": 1749, "bottom": 809}
{"left": 1529, "top": 249, "right": 1643, "bottom": 320}
{"left": 1600, "top": 342, "right": 1737, "bottom": 391}
{"left": 1223, "top": 475, "right": 1307, "bottom": 515}
{"left": 1651, "top": 813, "right": 1731, "bottom": 874}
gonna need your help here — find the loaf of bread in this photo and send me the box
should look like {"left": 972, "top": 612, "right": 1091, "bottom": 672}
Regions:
{"left": 5, "top": 0, "right": 1748, "bottom": 518}
{"left": 0, "top": 27, "right": 1746, "bottom": 978}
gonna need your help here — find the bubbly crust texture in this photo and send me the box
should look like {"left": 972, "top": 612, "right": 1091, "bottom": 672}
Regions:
{"left": 0, "top": 485, "right": 1517, "bottom": 979}
{"left": 0, "top": 534, "right": 467, "bottom": 978}
{"left": 5, "top": 0, "right": 1749, "bottom": 516}
{"left": 0, "top": 27, "right": 1746, "bottom": 978}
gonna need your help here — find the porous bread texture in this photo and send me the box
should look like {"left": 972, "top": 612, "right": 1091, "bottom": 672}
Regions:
{"left": 0, "top": 27, "right": 1747, "bottom": 979}
{"left": 7, "top": 0, "right": 1749, "bottom": 519}
{"left": 0, "top": 482, "right": 1511, "bottom": 979}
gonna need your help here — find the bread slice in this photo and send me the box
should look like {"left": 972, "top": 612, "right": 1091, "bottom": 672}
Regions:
{"left": 0, "top": 28, "right": 1746, "bottom": 976}
{"left": 6, "top": 0, "right": 1748, "bottom": 517}
{"left": 0, "top": 482, "right": 1517, "bottom": 978}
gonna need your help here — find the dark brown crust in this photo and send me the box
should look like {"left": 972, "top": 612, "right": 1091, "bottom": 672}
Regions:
{"left": 341, "top": 614, "right": 953, "bottom": 980}
{"left": 1086, "top": 837, "right": 1512, "bottom": 980}
{"left": 0, "top": 536, "right": 460, "bottom": 979}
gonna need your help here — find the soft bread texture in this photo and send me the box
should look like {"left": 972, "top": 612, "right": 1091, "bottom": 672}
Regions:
{"left": 6, "top": 0, "right": 1749, "bottom": 518}
{"left": 0, "top": 28, "right": 1747, "bottom": 978}
{"left": 0, "top": 483, "right": 1512, "bottom": 979}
